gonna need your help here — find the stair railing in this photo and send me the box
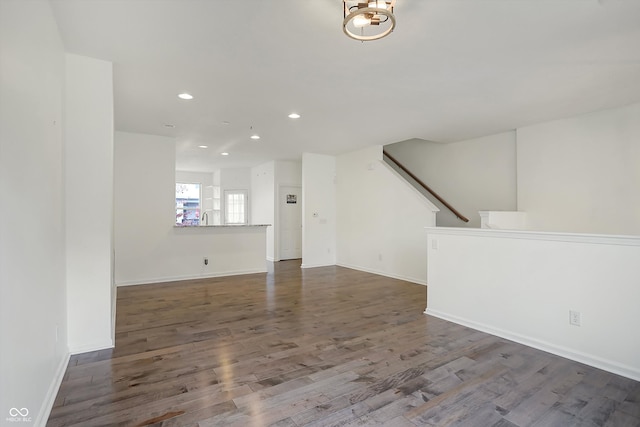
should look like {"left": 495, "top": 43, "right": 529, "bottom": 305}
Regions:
{"left": 383, "top": 150, "right": 470, "bottom": 223}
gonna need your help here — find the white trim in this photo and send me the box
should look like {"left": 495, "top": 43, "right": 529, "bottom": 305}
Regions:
{"left": 425, "top": 308, "right": 640, "bottom": 382}
{"left": 223, "top": 189, "right": 249, "bottom": 225}
{"left": 301, "top": 262, "right": 335, "bottom": 269}
{"left": 116, "top": 268, "right": 268, "bottom": 287}
{"left": 34, "top": 351, "right": 70, "bottom": 427}
{"left": 68, "top": 341, "right": 114, "bottom": 355}
{"left": 425, "top": 226, "right": 640, "bottom": 247}
{"left": 266, "top": 256, "right": 276, "bottom": 262}
{"left": 336, "top": 262, "right": 426, "bottom": 286}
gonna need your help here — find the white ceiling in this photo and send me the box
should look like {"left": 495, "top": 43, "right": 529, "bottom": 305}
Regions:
{"left": 51, "top": 0, "right": 640, "bottom": 172}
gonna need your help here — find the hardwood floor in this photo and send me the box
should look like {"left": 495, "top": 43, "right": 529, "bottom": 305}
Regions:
{"left": 48, "top": 261, "right": 640, "bottom": 426}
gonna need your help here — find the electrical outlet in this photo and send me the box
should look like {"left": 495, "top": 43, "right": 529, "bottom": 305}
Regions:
{"left": 431, "top": 239, "right": 439, "bottom": 250}
{"left": 569, "top": 310, "right": 581, "bottom": 326}
{"left": 203, "top": 257, "right": 209, "bottom": 266}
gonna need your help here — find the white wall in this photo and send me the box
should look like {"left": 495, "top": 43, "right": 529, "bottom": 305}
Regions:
{"left": 302, "top": 154, "right": 337, "bottom": 268}
{"left": 176, "top": 171, "right": 213, "bottom": 186}
{"left": 114, "top": 132, "right": 267, "bottom": 285}
{"left": 0, "top": 0, "right": 68, "bottom": 423}
{"left": 384, "top": 132, "right": 517, "bottom": 228}
{"left": 517, "top": 102, "right": 640, "bottom": 235}
{"left": 251, "top": 161, "right": 276, "bottom": 260}
{"left": 336, "top": 146, "right": 438, "bottom": 284}
{"left": 220, "top": 168, "right": 251, "bottom": 189}
{"left": 275, "top": 160, "right": 302, "bottom": 187}
{"left": 425, "top": 227, "right": 640, "bottom": 381}
{"left": 65, "top": 53, "right": 114, "bottom": 354}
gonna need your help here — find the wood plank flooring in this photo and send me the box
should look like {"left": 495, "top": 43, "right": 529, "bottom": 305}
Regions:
{"left": 48, "top": 261, "right": 640, "bottom": 426}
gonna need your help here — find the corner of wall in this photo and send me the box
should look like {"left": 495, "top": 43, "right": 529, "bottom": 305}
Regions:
{"left": 301, "top": 153, "right": 337, "bottom": 267}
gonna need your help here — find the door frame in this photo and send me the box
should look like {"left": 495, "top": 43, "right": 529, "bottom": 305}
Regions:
{"left": 277, "top": 184, "right": 302, "bottom": 261}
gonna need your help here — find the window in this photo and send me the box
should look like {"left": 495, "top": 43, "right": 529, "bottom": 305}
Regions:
{"left": 224, "top": 190, "right": 248, "bottom": 225}
{"left": 176, "top": 183, "right": 200, "bottom": 226}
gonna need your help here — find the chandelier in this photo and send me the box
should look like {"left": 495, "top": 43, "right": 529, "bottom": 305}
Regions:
{"left": 343, "top": 1, "right": 396, "bottom": 41}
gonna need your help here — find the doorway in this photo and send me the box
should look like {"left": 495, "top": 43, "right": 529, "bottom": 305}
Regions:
{"left": 279, "top": 186, "right": 302, "bottom": 260}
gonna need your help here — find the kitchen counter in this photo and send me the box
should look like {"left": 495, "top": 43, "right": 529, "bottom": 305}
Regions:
{"left": 174, "top": 224, "right": 270, "bottom": 228}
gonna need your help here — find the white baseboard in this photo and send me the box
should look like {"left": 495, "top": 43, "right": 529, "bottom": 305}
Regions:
{"left": 336, "top": 262, "right": 426, "bottom": 286}
{"left": 68, "top": 340, "right": 114, "bottom": 355}
{"left": 425, "top": 308, "right": 640, "bottom": 382}
{"left": 300, "top": 262, "right": 335, "bottom": 269}
{"left": 34, "top": 351, "right": 70, "bottom": 427}
{"left": 116, "top": 268, "right": 268, "bottom": 287}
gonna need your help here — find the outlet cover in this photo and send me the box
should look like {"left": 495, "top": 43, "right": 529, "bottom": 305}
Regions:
{"left": 569, "top": 310, "right": 581, "bottom": 326}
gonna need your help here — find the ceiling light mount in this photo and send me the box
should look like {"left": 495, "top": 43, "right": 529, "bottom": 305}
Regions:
{"left": 343, "top": 1, "right": 396, "bottom": 41}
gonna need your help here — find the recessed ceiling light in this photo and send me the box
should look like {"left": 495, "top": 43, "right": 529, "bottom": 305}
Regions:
{"left": 178, "top": 93, "right": 193, "bottom": 100}
{"left": 164, "top": 124, "right": 175, "bottom": 128}
{"left": 250, "top": 135, "right": 260, "bottom": 140}
{"left": 288, "top": 113, "right": 301, "bottom": 119}
{"left": 222, "top": 121, "right": 230, "bottom": 125}
{"left": 198, "top": 145, "right": 208, "bottom": 149}
{"left": 221, "top": 152, "right": 229, "bottom": 156}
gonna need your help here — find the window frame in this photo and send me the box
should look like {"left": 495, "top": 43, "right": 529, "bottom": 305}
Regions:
{"left": 175, "top": 182, "right": 201, "bottom": 226}
{"left": 224, "top": 189, "right": 248, "bottom": 225}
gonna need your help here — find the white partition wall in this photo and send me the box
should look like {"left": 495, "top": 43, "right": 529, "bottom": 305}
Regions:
{"left": 336, "top": 146, "right": 438, "bottom": 284}
{"left": 252, "top": 161, "right": 276, "bottom": 260}
{"left": 425, "top": 227, "right": 640, "bottom": 381}
{"left": 65, "top": 53, "right": 114, "bottom": 354}
{"left": 302, "top": 153, "right": 337, "bottom": 268}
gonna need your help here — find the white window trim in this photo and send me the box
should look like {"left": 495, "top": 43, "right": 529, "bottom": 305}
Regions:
{"left": 224, "top": 189, "right": 248, "bottom": 225}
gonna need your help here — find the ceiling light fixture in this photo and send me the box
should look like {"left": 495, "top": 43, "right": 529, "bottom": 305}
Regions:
{"left": 343, "top": 1, "right": 396, "bottom": 41}
{"left": 198, "top": 145, "right": 208, "bottom": 148}
{"left": 178, "top": 93, "right": 193, "bottom": 100}
{"left": 221, "top": 152, "right": 229, "bottom": 156}
{"left": 249, "top": 125, "right": 260, "bottom": 140}
{"left": 164, "top": 124, "right": 175, "bottom": 128}
{"left": 288, "top": 113, "right": 301, "bottom": 119}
